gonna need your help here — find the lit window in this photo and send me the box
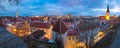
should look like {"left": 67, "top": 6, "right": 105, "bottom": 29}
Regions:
{"left": 13, "top": 29, "right": 16, "bottom": 32}
{"left": 20, "top": 30, "right": 22, "bottom": 32}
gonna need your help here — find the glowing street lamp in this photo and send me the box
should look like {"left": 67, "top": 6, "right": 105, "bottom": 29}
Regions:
{"left": 94, "top": 31, "right": 105, "bottom": 43}
{"left": 110, "top": 25, "right": 113, "bottom": 28}
{"left": 13, "top": 29, "right": 16, "bottom": 32}
{"left": 98, "top": 32, "right": 105, "bottom": 37}
{"left": 76, "top": 42, "right": 87, "bottom": 48}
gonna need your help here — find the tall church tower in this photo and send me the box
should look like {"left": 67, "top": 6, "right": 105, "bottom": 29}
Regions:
{"left": 16, "top": 10, "right": 19, "bottom": 18}
{"left": 67, "top": 13, "right": 71, "bottom": 19}
{"left": 106, "top": 4, "right": 110, "bottom": 20}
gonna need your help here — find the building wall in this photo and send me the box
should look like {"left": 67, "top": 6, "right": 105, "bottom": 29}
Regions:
{"left": 52, "top": 30, "right": 80, "bottom": 48}
{"left": 52, "top": 31, "right": 57, "bottom": 40}
{"left": 6, "top": 25, "right": 16, "bottom": 34}
{"left": 43, "top": 26, "right": 53, "bottom": 39}
{"left": 8, "top": 21, "right": 31, "bottom": 37}
{"left": 65, "top": 36, "right": 79, "bottom": 48}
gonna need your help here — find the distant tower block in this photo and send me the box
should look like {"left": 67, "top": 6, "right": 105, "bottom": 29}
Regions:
{"left": 106, "top": 4, "right": 110, "bottom": 20}
{"left": 16, "top": 10, "right": 19, "bottom": 18}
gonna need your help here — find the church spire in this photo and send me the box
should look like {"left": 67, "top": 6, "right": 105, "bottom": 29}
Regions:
{"left": 16, "top": 10, "right": 19, "bottom": 18}
{"left": 107, "top": 4, "right": 109, "bottom": 12}
{"left": 106, "top": 3, "right": 110, "bottom": 20}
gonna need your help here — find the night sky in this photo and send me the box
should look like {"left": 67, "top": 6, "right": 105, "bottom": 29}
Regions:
{"left": 0, "top": 0, "right": 120, "bottom": 16}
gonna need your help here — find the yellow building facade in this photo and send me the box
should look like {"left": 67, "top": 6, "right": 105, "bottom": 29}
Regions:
{"left": 65, "top": 36, "right": 79, "bottom": 48}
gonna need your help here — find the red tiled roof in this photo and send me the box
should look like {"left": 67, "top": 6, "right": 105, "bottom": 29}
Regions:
{"left": 14, "top": 18, "right": 24, "bottom": 22}
{"left": 31, "top": 22, "right": 50, "bottom": 28}
{"left": 63, "top": 19, "right": 74, "bottom": 22}
{"left": 52, "top": 19, "right": 67, "bottom": 34}
{"left": 30, "top": 17, "right": 43, "bottom": 21}
{"left": 99, "top": 16, "right": 106, "bottom": 20}
{"left": 67, "top": 29, "right": 79, "bottom": 36}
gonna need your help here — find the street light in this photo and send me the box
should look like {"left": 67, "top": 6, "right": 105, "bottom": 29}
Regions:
{"left": 13, "top": 29, "right": 16, "bottom": 32}
{"left": 110, "top": 25, "right": 113, "bottom": 28}
{"left": 98, "top": 32, "right": 105, "bottom": 37}
{"left": 94, "top": 31, "right": 105, "bottom": 43}
{"left": 76, "top": 42, "right": 87, "bottom": 48}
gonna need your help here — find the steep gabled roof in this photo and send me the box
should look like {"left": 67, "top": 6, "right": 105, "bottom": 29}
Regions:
{"left": 67, "top": 29, "right": 79, "bottom": 36}
{"left": 63, "top": 18, "right": 74, "bottom": 22}
{"left": 52, "top": 19, "right": 67, "bottom": 34}
{"left": 31, "top": 22, "right": 50, "bottom": 28}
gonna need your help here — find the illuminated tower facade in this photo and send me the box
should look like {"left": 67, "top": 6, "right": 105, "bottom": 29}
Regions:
{"left": 106, "top": 4, "right": 110, "bottom": 20}
{"left": 67, "top": 13, "right": 71, "bottom": 19}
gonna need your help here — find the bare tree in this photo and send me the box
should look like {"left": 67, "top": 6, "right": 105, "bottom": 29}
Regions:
{"left": 8, "top": 0, "right": 22, "bottom": 6}
{"left": 0, "top": 0, "right": 22, "bottom": 10}
{"left": 78, "top": 21, "right": 98, "bottom": 48}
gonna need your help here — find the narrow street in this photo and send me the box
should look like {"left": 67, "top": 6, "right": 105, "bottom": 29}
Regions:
{"left": 92, "top": 21, "right": 120, "bottom": 48}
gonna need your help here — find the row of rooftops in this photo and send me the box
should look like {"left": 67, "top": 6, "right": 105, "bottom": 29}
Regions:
{"left": 52, "top": 18, "right": 100, "bottom": 36}
{"left": 0, "top": 16, "right": 100, "bottom": 36}
{"left": 30, "top": 22, "right": 51, "bottom": 28}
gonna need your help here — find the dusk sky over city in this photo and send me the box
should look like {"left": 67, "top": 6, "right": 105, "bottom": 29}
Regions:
{"left": 0, "top": 0, "right": 120, "bottom": 16}
{"left": 1, "top": 0, "right": 120, "bottom": 48}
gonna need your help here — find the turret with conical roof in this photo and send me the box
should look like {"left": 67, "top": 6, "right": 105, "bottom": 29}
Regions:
{"left": 107, "top": 4, "right": 109, "bottom": 12}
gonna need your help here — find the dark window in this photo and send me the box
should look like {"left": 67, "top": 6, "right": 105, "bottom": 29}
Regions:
{"left": 76, "top": 37, "right": 78, "bottom": 39}
{"left": 80, "top": 46, "right": 83, "bottom": 48}
{"left": 72, "top": 37, "right": 74, "bottom": 40}
{"left": 69, "top": 37, "right": 70, "bottom": 40}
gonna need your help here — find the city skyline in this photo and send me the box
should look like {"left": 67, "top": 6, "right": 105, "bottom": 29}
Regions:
{"left": 0, "top": 0, "right": 120, "bottom": 48}
{"left": 0, "top": 0, "right": 120, "bottom": 16}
